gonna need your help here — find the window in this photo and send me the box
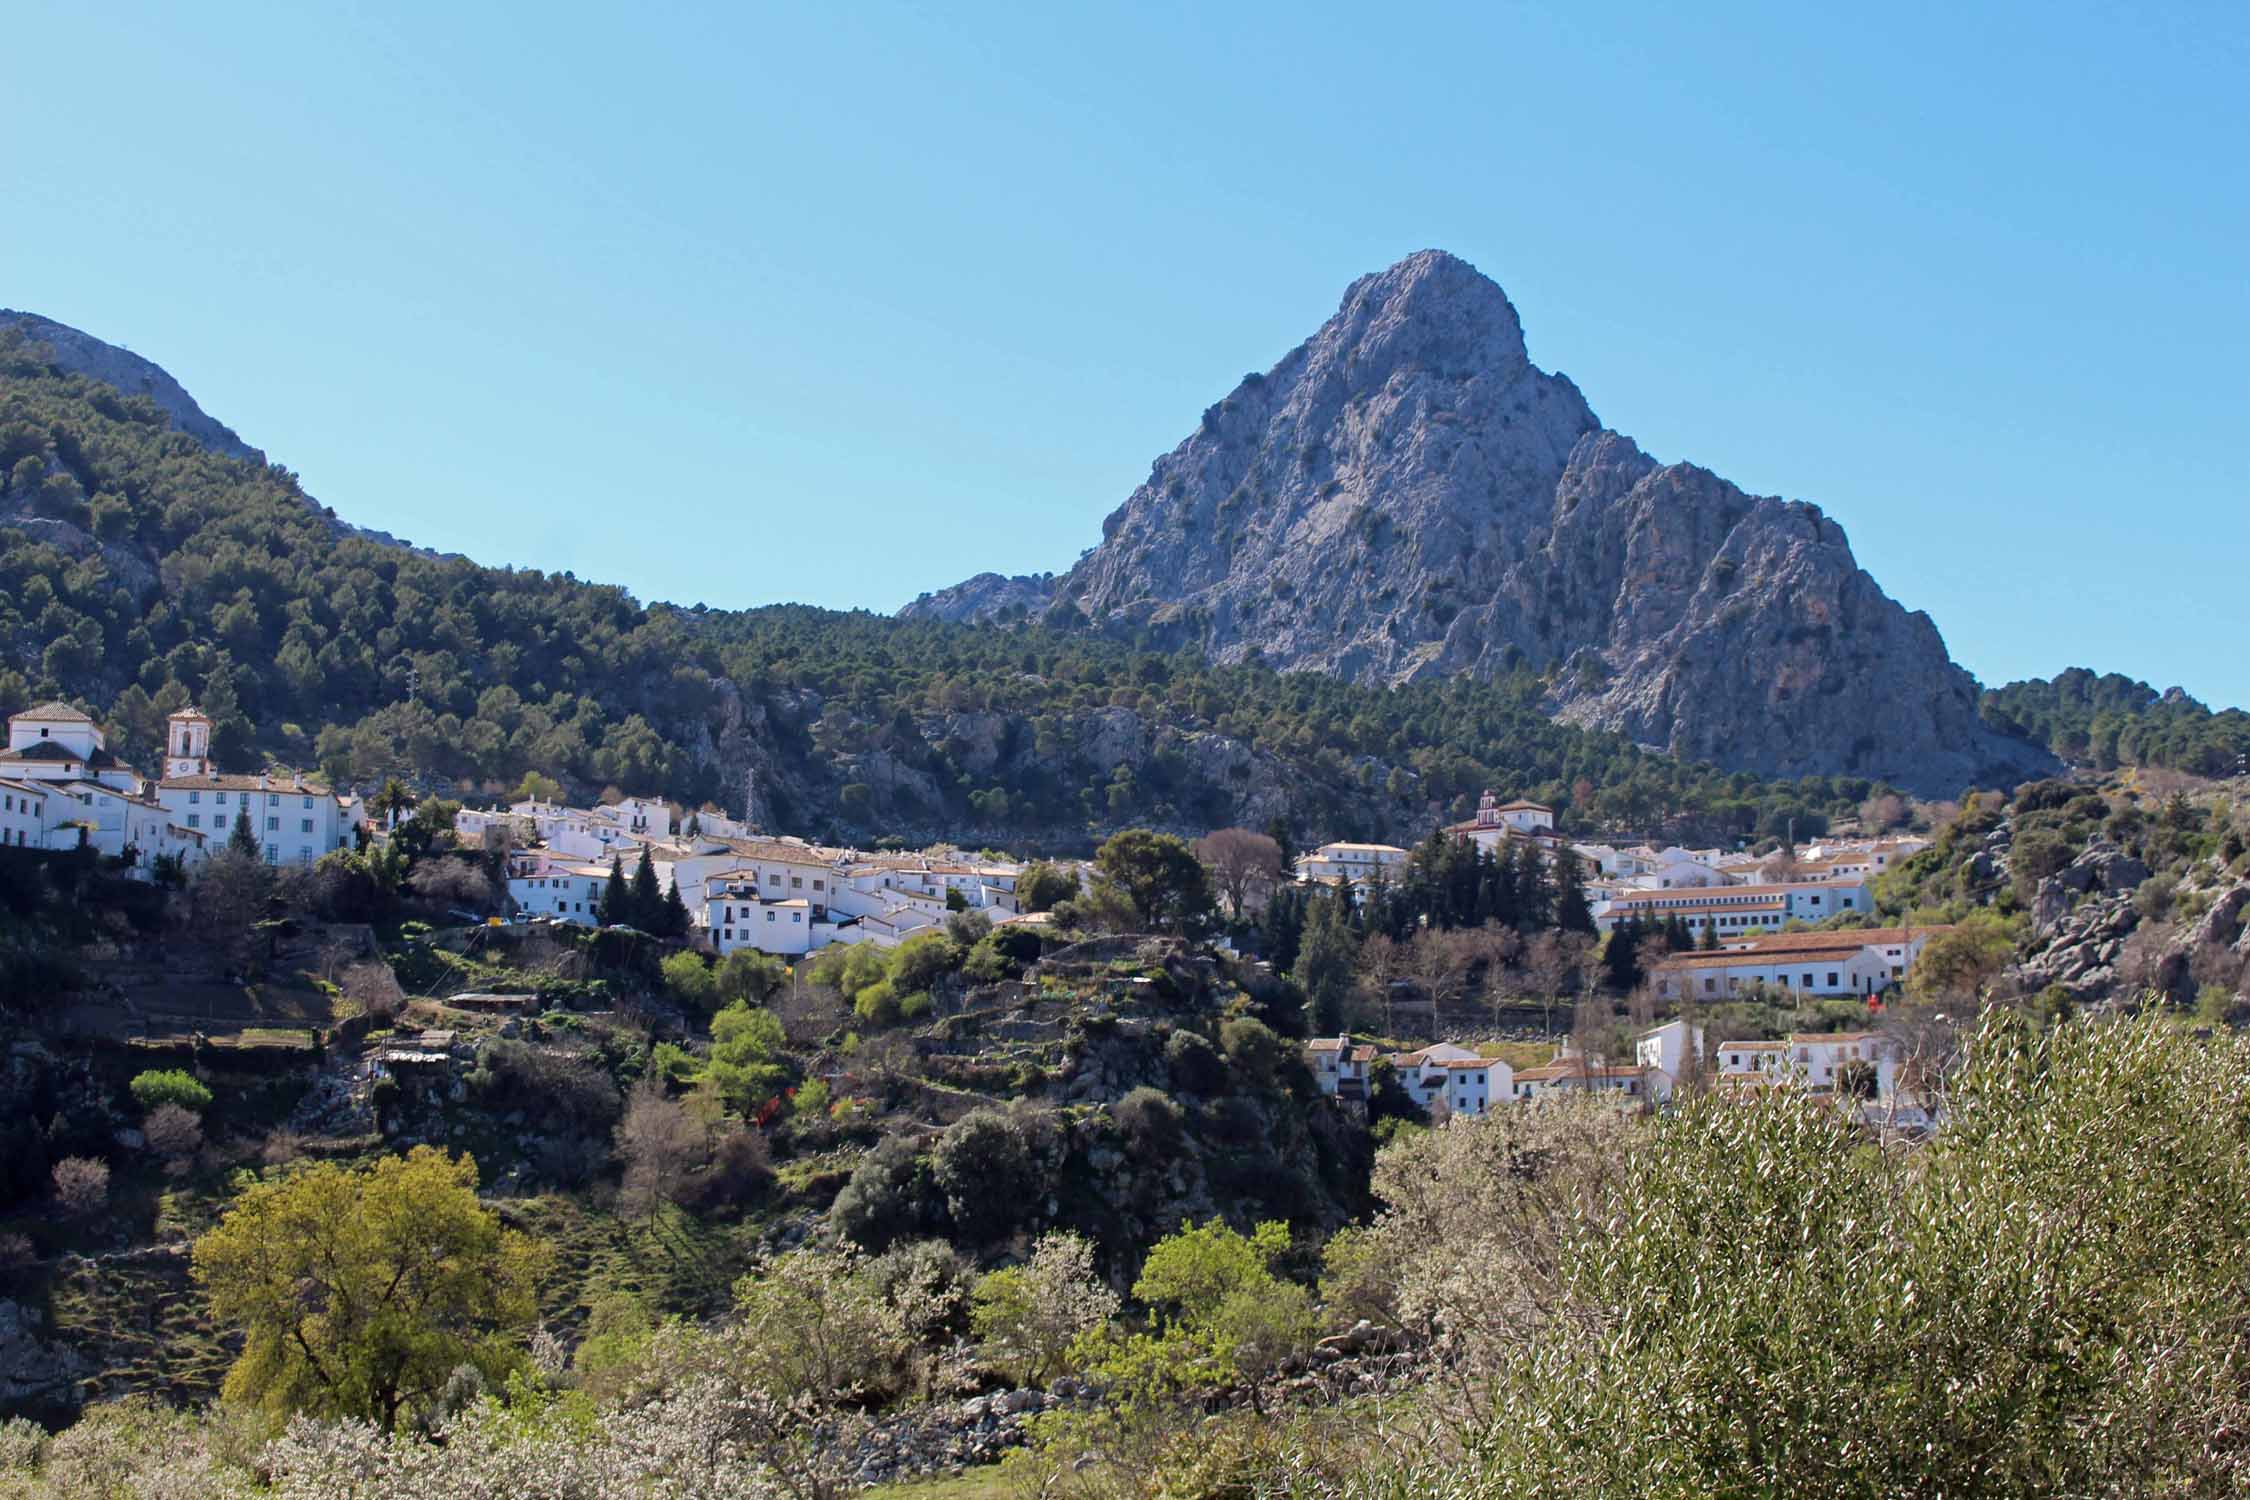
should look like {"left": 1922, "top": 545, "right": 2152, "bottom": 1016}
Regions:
{"left": 269, "top": 794, "right": 280, "bottom": 807}
{"left": 300, "top": 819, "right": 313, "bottom": 834}
{"left": 766, "top": 911, "right": 775, "bottom": 922}
{"left": 267, "top": 816, "right": 280, "bottom": 831}
{"left": 791, "top": 912, "right": 802, "bottom": 923}
{"left": 300, "top": 847, "right": 313, "bottom": 863}
{"left": 792, "top": 876, "right": 803, "bottom": 888}
{"left": 188, "top": 790, "right": 200, "bottom": 804}
{"left": 303, "top": 796, "right": 313, "bottom": 809}
{"left": 812, "top": 879, "right": 824, "bottom": 891}
{"left": 1826, "top": 972, "right": 1839, "bottom": 987}
{"left": 264, "top": 845, "right": 278, "bottom": 865}
{"left": 214, "top": 792, "right": 227, "bottom": 805}
{"left": 186, "top": 814, "right": 199, "bottom": 829}
{"left": 1802, "top": 973, "right": 1814, "bottom": 987}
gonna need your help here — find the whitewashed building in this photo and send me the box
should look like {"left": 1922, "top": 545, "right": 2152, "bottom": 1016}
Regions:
{"left": 1, "top": 702, "right": 141, "bottom": 792}
{"left": 1294, "top": 842, "right": 1410, "bottom": 885}
{"left": 1445, "top": 791, "right": 1563, "bottom": 859}
{"left": 1648, "top": 927, "right": 1947, "bottom": 1003}
{"left": 154, "top": 709, "right": 352, "bottom": 868}
{"left": 504, "top": 852, "right": 613, "bottom": 924}
{"left": 1592, "top": 877, "right": 1872, "bottom": 936}
{"left": 0, "top": 779, "right": 54, "bottom": 849}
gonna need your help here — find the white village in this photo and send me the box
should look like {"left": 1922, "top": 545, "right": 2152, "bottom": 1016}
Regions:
{"left": 6, "top": 698, "right": 1956, "bottom": 1133}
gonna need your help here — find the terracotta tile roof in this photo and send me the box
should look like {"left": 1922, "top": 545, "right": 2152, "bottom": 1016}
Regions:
{"left": 159, "top": 772, "right": 334, "bottom": 795}
{"left": 1724, "top": 927, "right": 1946, "bottom": 953}
{"left": 1655, "top": 947, "right": 1866, "bottom": 970}
{"left": 0, "top": 741, "right": 123, "bottom": 767}
{"left": 11, "top": 701, "right": 93, "bottom": 723}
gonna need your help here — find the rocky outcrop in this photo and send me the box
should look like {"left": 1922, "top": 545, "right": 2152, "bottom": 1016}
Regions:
{"left": 902, "top": 572, "right": 1058, "bottom": 624}
{"left": 0, "top": 1297, "right": 91, "bottom": 1413}
{"left": 903, "top": 250, "right": 2052, "bottom": 797}
{"left": 1, "top": 310, "right": 264, "bottom": 464}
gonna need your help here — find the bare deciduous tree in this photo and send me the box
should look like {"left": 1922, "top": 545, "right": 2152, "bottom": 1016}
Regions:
{"left": 1194, "top": 828, "right": 1285, "bottom": 918}
{"left": 615, "top": 1079, "right": 711, "bottom": 1219}
{"left": 144, "top": 1102, "right": 204, "bottom": 1171}
{"left": 51, "top": 1157, "right": 109, "bottom": 1218}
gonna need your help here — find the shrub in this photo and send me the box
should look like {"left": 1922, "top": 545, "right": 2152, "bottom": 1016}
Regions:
{"left": 1218, "top": 1016, "right": 1292, "bottom": 1085}
{"left": 1165, "top": 1029, "right": 1226, "bottom": 1096}
{"left": 51, "top": 1156, "right": 109, "bottom": 1217}
{"left": 833, "top": 1133, "right": 941, "bottom": 1252}
{"left": 1341, "top": 1012, "right": 2250, "bottom": 1495}
{"left": 868, "top": 1238, "right": 975, "bottom": 1343}
{"left": 931, "top": 1107, "right": 1054, "bottom": 1247}
{"left": 659, "top": 950, "right": 716, "bottom": 1010}
{"left": 144, "top": 1102, "right": 205, "bottom": 1162}
{"left": 899, "top": 990, "right": 933, "bottom": 1021}
{"left": 686, "top": 1126, "right": 772, "bottom": 1212}
{"left": 1114, "top": 1086, "right": 1184, "bottom": 1152}
{"left": 129, "top": 1069, "right": 213, "bottom": 1115}
{"left": 472, "top": 1039, "right": 622, "bottom": 1130}
{"left": 890, "top": 932, "right": 959, "bottom": 994}
{"left": 853, "top": 979, "right": 903, "bottom": 1028}
{"left": 961, "top": 936, "right": 1013, "bottom": 984}
{"left": 971, "top": 1231, "right": 1120, "bottom": 1386}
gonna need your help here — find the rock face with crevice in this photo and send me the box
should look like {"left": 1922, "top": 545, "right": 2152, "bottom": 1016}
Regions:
{"left": 904, "top": 250, "right": 2051, "bottom": 797}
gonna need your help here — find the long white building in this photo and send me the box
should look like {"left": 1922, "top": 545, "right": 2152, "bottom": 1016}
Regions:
{"left": 154, "top": 711, "right": 353, "bottom": 868}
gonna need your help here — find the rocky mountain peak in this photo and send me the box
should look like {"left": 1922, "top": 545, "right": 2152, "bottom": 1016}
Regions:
{"left": 903, "top": 251, "right": 2053, "bottom": 796}
{"left": 1325, "top": 248, "right": 1531, "bottom": 388}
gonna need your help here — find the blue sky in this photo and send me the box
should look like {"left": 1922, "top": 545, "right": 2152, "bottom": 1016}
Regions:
{"left": 4, "top": 2, "right": 2245, "bottom": 706}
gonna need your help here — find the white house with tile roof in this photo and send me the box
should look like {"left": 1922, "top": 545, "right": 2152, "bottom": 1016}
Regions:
{"left": 504, "top": 851, "right": 613, "bottom": 925}
{"left": 3, "top": 702, "right": 141, "bottom": 793}
{"left": 1294, "top": 842, "right": 1410, "bottom": 885}
{"left": 153, "top": 707, "right": 352, "bottom": 867}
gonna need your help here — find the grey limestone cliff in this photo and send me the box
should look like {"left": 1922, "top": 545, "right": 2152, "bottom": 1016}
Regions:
{"left": 902, "top": 250, "right": 2050, "bottom": 796}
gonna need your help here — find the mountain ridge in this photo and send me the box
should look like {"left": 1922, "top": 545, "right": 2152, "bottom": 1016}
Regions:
{"left": 902, "top": 250, "right": 2053, "bottom": 798}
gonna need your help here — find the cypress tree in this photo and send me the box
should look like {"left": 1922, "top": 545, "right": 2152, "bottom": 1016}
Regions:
{"left": 661, "top": 876, "right": 691, "bottom": 938}
{"left": 602, "top": 855, "right": 629, "bottom": 924}
{"left": 228, "top": 808, "right": 260, "bottom": 859}
{"left": 1292, "top": 887, "right": 1361, "bottom": 1035}
{"left": 1260, "top": 882, "right": 1307, "bottom": 972}
{"left": 1603, "top": 916, "right": 1644, "bottom": 993}
{"left": 630, "top": 848, "right": 661, "bottom": 927}
{"left": 1551, "top": 846, "right": 1596, "bottom": 935}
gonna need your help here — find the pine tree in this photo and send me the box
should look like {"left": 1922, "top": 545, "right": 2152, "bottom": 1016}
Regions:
{"left": 661, "top": 876, "right": 691, "bottom": 938}
{"left": 630, "top": 848, "right": 660, "bottom": 927}
{"left": 602, "top": 855, "right": 628, "bottom": 924}
{"left": 228, "top": 808, "right": 260, "bottom": 859}
{"left": 1697, "top": 921, "right": 1721, "bottom": 951}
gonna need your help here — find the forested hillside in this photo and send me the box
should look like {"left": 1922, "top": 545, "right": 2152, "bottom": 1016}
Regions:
{"left": 1981, "top": 668, "right": 2250, "bottom": 778}
{"left": 1, "top": 322, "right": 1885, "bottom": 848}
